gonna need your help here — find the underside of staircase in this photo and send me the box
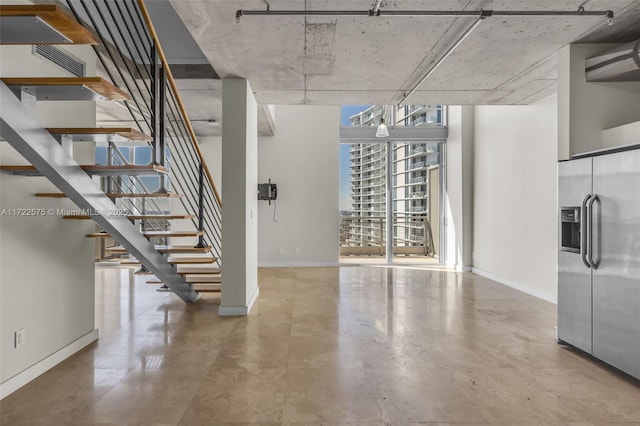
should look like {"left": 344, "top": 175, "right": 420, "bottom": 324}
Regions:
{"left": 0, "top": 2, "right": 222, "bottom": 302}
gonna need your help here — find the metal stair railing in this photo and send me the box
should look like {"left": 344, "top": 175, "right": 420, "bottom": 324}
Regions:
{"left": 65, "top": 0, "right": 222, "bottom": 266}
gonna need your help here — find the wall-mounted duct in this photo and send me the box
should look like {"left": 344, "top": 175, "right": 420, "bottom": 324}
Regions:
{"left": 586, "top": 40, "right": 640, "bottom": 82}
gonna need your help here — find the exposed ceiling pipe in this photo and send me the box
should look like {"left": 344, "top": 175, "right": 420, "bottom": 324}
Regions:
{"left": 399, "top": 13, "right": 487, "bottom": 106}
{"left": 236, "top": 8, "right": 614, "bottom": 22}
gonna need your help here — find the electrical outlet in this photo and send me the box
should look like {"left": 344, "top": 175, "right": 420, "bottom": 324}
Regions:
{"left": 279, "top": 248, "right": 285, "bottom": 255}
{"left": 14, "top": 329, "right": 25, "bottom": 348}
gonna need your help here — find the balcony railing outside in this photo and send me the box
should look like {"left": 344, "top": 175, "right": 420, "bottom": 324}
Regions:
{"left": 339, "top": 213, "right": 434, "bottom": 256}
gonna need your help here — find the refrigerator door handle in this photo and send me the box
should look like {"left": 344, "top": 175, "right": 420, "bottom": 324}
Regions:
{"left": 581, "top": 193, "right": 592, "bottom": 268}
{"left": 588, "top": 194, "right": 600, "bottom": 269}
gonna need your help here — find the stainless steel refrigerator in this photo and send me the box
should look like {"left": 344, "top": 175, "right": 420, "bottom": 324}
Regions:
{"left": 558, "top": 148, "right": 640, "bottom": 380}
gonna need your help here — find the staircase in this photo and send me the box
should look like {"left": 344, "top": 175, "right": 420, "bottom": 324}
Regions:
{"left": 0, "top": 3, "right": 222, "bottom": 302}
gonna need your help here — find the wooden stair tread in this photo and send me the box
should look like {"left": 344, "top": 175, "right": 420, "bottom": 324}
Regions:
{"left": 82, "top": 165, "right": 168, "bottom": 175}
{"left": 120, "top": 256, "right": 215, "bottom": 265}
{"left": 87, "top": 230, "right": 204, "bottom": 238}
{"left": 47, "top": 127, "right": 152, "bottom": 142}
{"left": 0, "top": 5, "right": 97, "bottom": 45}
{"left": 191, "top": 285, "right": 221, "bottom": 292}
{"left": 147, "top": 274, "right": 222, "bottom": 284}
{"left": 1, "top": 77, "right": 131, "bottom": 101}
{"left": 34, "top": 193, "right": 66, "bottom": 198}
{"left": 183, "top": 274, "right": 222, "bottom": 283}
{"left": 2, "top": 164, "right": 168, "bottom": 176}
{"left": 170, "top": 256, "right": 216, "bottom": 265}
{"left": 177, "top": 266, "right": 221, "bottom": 275}
{"left": 36, "top": 192, "right": 182, "bottom": 198}
{"left": 105, "top": 244, "right": 210, "bottom": 253}
{"left": 105, "top": 192, "right": 182, "bottom": 198}
{"left": 65, "top": 214, "right": 196, "bottom": 220}
{"left": 147, "top": 279, "right": 221, "bottom": 292}
{"left": 143, "top": 230, "right": 204, "bottom": 238}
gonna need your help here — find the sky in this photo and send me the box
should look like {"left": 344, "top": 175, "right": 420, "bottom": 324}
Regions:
{"left": 339, "top": 105, "right": 370, "bottom": 211}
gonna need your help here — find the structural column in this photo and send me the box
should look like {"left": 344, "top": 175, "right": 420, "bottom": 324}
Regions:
{"left": 445, "top": 105, "right": 474, "bottom": 271}
{"left": 220, "top": 79, "right": 259, "bottom": 316}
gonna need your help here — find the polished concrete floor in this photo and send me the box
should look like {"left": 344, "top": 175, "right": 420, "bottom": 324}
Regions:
{"left": 2, "top": 266, "right": 639, "bottom": 425}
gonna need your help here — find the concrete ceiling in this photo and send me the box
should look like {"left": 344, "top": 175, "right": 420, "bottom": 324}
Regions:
{"left": 145, "top": 1, "right": 276, "bottom": 137}
{"left": 167, "top": 0, "right": 640, "bottom": 107}
{"left": 96, "top": 0, "right": 640, "bottom": 137}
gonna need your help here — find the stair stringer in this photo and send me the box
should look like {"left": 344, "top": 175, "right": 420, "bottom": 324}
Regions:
{"left": 0, "top": 82, "right": 200, "bottom": 303}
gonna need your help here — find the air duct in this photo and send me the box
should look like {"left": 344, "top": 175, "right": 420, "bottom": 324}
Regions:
{"left": 586, "top": 39, "right": 640, "bottom": 82}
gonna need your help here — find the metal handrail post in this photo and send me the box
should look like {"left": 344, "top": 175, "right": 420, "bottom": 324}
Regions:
{"left": 195, "top": 163, "right": 206, "bottom": 248}
{"left": 157, "top": 66, "right": 167, "bottom": 192}
{"left": 150, "top": 41, "right": 159, "bottom": 166}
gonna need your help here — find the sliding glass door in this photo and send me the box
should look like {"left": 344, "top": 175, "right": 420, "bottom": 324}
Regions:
{"left": 339, "top": 141, "right": 442, "bottom": 264}
{"left": 391, "top": 142, "right": 441, "bottom": 263}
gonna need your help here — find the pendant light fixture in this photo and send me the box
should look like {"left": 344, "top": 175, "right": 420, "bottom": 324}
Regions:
{"left": 376, "top": 117, "right": 389, "bottom": 137}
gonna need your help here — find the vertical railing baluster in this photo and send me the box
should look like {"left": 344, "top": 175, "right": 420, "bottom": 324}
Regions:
{"left": 150, "top": 41, "right": 158, "bottom": 167}
{"left": 141, "top": 198, "right": 146, "bottom": 234}
{"left": 158, "top": 67, "right": 167, "bottom": 192}
{"left": 195, "top": 163, "right": 206, "bottom": 248}
{"left": 106, "top": 142, "right": 113, "bottom": 194}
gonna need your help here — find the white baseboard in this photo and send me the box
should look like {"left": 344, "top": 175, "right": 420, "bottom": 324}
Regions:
{"left": 218, "top": 285, "right": 260, "bottom": 316}
{"left": 0, "top": 328, "right": 99, "bottom": 399}
{"left": 472, "top": 267, "right": 557, "bottom": 304}
{"left": 258, "top": 261, "right": 339, "bottom": 267}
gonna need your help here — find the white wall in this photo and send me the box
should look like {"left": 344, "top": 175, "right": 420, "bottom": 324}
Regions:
{"left": 199, "top": 136, "right": 222, "bottom": 189}
{"left": 558, "top": 44, "right": 640, "bottom": 159}
{"left": 0, "top": 45, "right": 98, "bottom": 395}
{"left": 258, "top": 105, "right": 340, "bottom": 266}
{"left": 472, "top": 94, "right": 558, "bottom": 303}
{"left": 196, "top": 106, "right": 340, "bottom": 267}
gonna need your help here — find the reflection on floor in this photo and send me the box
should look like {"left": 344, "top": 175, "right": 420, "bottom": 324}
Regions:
{"left": 2, "top": 265, "right": 639, "bottom": 425}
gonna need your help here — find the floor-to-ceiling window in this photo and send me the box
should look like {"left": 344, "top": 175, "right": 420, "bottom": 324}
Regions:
{"left": 391, "top": 141, "right": 441, "bottom": 262}
{"left": 339, "top": 105, "right": 447, "bottom": 264}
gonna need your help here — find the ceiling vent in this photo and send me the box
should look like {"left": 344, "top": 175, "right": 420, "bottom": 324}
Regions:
{"left": 586, "top": 39, "right": 640, "bottom": 82}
